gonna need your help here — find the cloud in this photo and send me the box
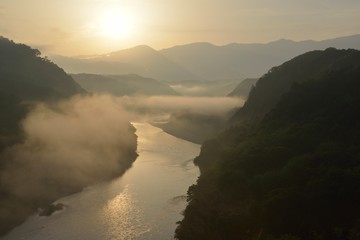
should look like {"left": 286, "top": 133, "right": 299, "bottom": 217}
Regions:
{"left": 0, "top": 94, "right": 243, "bottom": 203}
{"left": 169, "top": 85, "right": 208, "bottom": 95}
{"left": 1, "top": 95, "right": 136, "bottom": 201}
{"left": 119, "top": 95, "right": 244, "bottom": 116}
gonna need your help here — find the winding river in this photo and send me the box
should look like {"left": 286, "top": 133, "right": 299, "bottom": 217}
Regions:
{"left": 2, "top": 123, "right": 200, "bottom": 240}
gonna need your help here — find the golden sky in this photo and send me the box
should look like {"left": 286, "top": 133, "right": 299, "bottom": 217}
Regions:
{"left": 1, "top": 0, "right": 360, "bottom": 56}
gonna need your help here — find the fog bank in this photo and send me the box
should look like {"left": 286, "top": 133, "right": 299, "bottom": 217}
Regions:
{"left": 0, "top": 94, "right": 243, "bottom": 202}
{"left": 1, "top": 95, "right": 137, "bottom": 201}
{"left": 119, "top": 96, "right": 244, "bottom": 116}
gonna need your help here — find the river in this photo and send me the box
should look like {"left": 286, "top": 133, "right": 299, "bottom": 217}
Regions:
{"left": 1, "top": 123, "right": 200, "bottom": 240}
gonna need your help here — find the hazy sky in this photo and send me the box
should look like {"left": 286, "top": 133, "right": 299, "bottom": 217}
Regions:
{"left": 1, "top": 0, "right": 360, "bottom": 55}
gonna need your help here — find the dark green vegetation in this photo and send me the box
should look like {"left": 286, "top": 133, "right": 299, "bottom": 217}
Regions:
{"left": 0, "top": 38, "right": 84, "bottom": 101}
{"left": 228, "top": 78, "right": 258, "bottom": 99}
{"left": 0, "top": 37, "right": 137, "bottom": 236}
{"left": 0, "top": 36, "right": 85, "bottom": 234}
{"left": 72, "top": 73, "right": 179, "bottom": 96}
{"left": 0, "top": 37, "right": 85, "bottom": 152}
{"left": 0, "top": 37, "right": 84, "bottom": 234}
{"left": 232, "top": 48, "right": 360, "bottom": 125}
{"left": 176, "top": 49, "right": 360, "bottom": 240}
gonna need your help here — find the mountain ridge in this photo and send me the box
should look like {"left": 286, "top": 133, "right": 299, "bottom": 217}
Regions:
{"left": 161, "top": 34, "right": 360, "bottom": 81}
{"left": 50, "top": 45, "right": 199, "bottom": 82}
{"left": 50, "top": 34, "right": 360, "bottom": 84}
{"left": 176, "top": 48, "right": 360, "bottom": 240}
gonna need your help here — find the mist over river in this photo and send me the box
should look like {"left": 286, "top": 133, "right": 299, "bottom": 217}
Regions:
{"left": 1, "top": 123, "right": 200, "bottom": 240}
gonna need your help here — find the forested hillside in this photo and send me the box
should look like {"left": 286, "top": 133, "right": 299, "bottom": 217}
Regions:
{"left": 176, "top": 49, "right": 360, "bottom": 240}
{"left": 0, "top": 38, "right": 137, "bottom": 235}
{"left": 232, "top": 48, "right": 360, "bottom": 126}
{"left": 0, "top": 37, "right": 85, "bottom": 151}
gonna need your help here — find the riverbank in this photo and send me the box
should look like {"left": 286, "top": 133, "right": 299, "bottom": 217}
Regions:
{"left": 2, "top": 123, "right": 200, "bottom": 240}
{"left": 0, "top": 124, "right": 138, "bottom": 237}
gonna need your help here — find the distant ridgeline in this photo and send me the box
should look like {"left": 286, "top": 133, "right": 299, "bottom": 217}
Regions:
{"left": 72, "top": 73, "right": 179, "bottom": 96}
{"left": 0, "top": 37, "right": 137, "bottom": 236}
{"left": 176, "top": 48, "right": 360, "bottom": 240}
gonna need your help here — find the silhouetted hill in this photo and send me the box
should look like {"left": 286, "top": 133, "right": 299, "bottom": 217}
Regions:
{"left": 227, "top": 78, "right": 258, "bottom": 99}
{"left": 0, "top": 37, "right": 137, "bottom": 236}
{"left": 232, "top": 48, "right": 360, "bottom": 126}
{"left": 0, "top": 37, "right": 84, "bottom": 101}
{"left": 0, "top": 36, "right": 85, "bottom": 150}
{"left": 161, "top": 34, "right": 360, "bottom": 81}
{"left": 0, "top": 37, "right": 87, "bottom": 235}
{"left": 50, "top": 45, "right": 198, "bottom": 82}
{"left": 176, "top": 49, "right": 360, "bottom": 239}
{"left": 72, "top": 73, "right": 179, "bottom": 96}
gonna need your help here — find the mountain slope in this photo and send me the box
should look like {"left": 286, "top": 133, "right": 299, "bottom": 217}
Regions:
{"left": 51, "top": 34, "right": 360, "bottom": 84}
{"left": 232, "top": 48, "right": 360, "bottom": 126}
{"left": 228, "top": 78, "right": 258, "bottom": 99}
{"left": 0, "top": 37, "right": 84, "bottom": 101}
{"left": 0, "top": 36, "right": 85, "bottom": 150}
{"left": 51, "top": 45, "right": 198, "bottom": 82}
{"left": 72, "top": 73, "right": 179, "bottom": 96}
{"left": 176, "top": 49, "right": 360, "bottom": 239}
{"left": 161, "top": 34, "right": 360, "bottom": 80}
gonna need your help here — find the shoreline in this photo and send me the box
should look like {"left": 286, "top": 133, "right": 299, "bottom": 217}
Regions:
{"left": 0, "top": 129, "right": 138, "bottom": 237}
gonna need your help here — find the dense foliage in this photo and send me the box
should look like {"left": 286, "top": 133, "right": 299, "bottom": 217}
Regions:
{"left": 0, "top": 37, "right": 85, "bottom": 151}
{"left": 0, "top": 37, "right": 84, "bottom": 100}
{"left": 176, "top": 49, "right": 360, "bottom": 240}
{"left": 232, "top": 48, "right": 360, "bottom": 126}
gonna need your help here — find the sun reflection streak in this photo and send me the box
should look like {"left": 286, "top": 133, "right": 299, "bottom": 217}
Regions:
{"left": 101, "top": 185, "right": 150, "bottom": 239}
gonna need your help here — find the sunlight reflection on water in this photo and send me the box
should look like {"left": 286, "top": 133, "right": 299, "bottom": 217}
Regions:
{"left": 102, "top": 185, "right": 150, "bottom": 240}
{"left": 1, "top": 123, "right": 200, "bottom": 240}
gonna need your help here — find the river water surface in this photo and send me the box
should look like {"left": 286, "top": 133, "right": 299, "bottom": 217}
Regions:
{"left": 2, "top": 123, "right": 200, "bottom": 240}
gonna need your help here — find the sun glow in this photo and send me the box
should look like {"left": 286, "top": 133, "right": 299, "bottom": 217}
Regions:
{"left": 91, "top": 9, "right": 137, "bottom": 40}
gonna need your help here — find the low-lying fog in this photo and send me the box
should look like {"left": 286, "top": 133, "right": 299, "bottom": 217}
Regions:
{"left": 0, "top": 94, "right": 243, "bottom": 207}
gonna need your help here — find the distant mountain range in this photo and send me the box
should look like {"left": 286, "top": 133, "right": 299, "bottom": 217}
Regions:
{"left": 51, "top": 34, "right": 360, "bottom": 82}
{"left": 161, "top": 34, "right": 360, "bottom": 81}
{"left": 72, "top": 73, "right": 179, "bottom": 96}
{"left": 51, "top": 45, "right": 198, "bottom": 82}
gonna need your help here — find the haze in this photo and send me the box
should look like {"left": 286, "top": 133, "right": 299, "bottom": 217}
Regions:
{"left": 1, "top": 0, "right": 360, "bottom": 55}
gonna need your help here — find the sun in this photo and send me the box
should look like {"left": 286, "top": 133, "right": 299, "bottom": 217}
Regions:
{"left": 92, "top": 9, "right": 137, "bottom": 40}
